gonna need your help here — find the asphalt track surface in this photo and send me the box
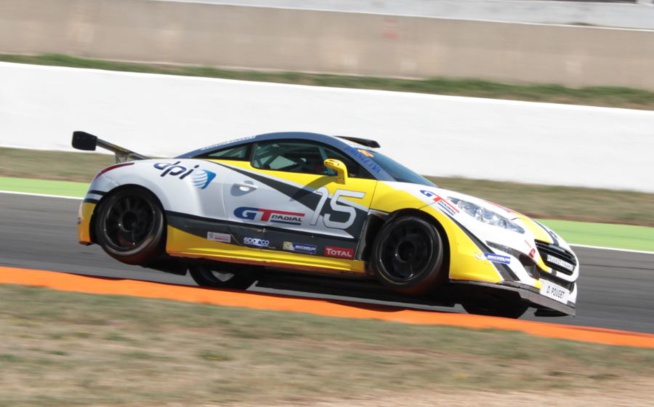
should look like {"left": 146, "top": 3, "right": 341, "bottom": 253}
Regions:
{"left": 2, "top": 193, "right": 653, "bottom": 334}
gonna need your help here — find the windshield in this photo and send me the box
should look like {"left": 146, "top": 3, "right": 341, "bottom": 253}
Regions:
{"left": 368, "top": 150, "right": 435, "bottom": 186}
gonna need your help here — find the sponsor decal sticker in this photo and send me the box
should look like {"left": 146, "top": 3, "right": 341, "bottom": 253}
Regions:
{"left": 546, "top": 254, "right": 575, "bottom": 272}
{"left": 525, "top": 240, "right": 537, "bottom": 259}
{"left": 324, "top": 246, "right": 354, "bottom": 259}
{"left": 344, "top": 146, "right": 382, "bottom": 174}
{"left": 243, "top": 237, "right": 270, "bottom": 248}
{"left": 234, "top": 207, "right": 305, "bottom": 225}
{"left": 154, "top": 161, "right": 216, "bottom": 189}
{"left": 283, "top": 241, "right": 317, "bottom": 255}
{"left": 191, "top": 170, "right": 217, "bottom": 190}
{"left": 357, "top": 149, "right": 374, "bottom": 158}
{"left": 540, "top": 280, "right": 571, "bottom": 304}
{"left": 207, "top": 232, "right": 231, "bottom": 243}
{"left": 477, "top": 252, "right": 512, "bottom": 265}
{"left": 420, "top": 190, "right": 459, "bottom": 216}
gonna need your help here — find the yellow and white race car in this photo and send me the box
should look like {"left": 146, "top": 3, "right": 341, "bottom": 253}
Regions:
{"left": 73, "top": 130, "right": 579, "bottom": 318}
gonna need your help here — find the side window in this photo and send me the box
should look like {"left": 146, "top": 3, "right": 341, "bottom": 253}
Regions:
{"left": 251, "top": 140, "right": 371, "bottom": 178}
{"left": 202, "top": 145, "right": 250, "bottom": 160}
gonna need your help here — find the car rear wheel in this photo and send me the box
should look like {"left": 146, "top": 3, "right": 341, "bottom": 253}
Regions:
{"left": 94, "top": 187, "right": 165, "bottom": 265}
{"left": 189, "top": 263, "right": 258, "bottom": 290}
{"left": 371, "top": 216, "right": 446, "bottom": 296}
{"left": 462, "top": 301, "right": 529, "bottom": 319}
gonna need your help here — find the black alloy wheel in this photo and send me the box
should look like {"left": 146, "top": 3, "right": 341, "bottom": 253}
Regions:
{"left": 371, "top": 216, "right": 446, "bottom": 296}
{"left": 94, "top": 187, "right": 165, "bottom": 265}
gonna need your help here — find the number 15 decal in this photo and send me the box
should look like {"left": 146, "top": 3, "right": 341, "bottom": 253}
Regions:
{"left": 310, "top": 187, "right": 365, "bottom": 229}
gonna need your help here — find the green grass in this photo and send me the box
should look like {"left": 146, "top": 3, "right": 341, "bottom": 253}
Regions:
{"left": 1, "top": 285, "right": 652, "bottom": 406}
{"left": 0, "top": 177, "right": 89, "bottom": 198}
{"left": 538, "top": 220, "right": 654, "bottom": 252}
{"left": 3, "top": 53, "right": 654, "bottom": 110}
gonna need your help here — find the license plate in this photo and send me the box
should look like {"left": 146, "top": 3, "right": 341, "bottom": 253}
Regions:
{"left": 540, "top": 280, "right": 570, "bottom": 304}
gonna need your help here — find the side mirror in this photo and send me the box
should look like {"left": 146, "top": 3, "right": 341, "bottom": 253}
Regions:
{"left": 324, "top": 159, "right": 348, "bottom": 184}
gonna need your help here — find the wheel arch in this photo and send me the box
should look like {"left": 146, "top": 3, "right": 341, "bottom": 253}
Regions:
{"left": 89, "top": 184, "right": 167, "bottom": 245}
{"left": 363, "top": 208, "right": 451, "bottom": 277}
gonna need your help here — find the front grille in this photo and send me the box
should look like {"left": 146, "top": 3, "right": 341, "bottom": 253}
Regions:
{"left": 535, "top": 241, "right": 577, "bottom": 276}
{"left": 539, "top": 271, "right": 575, "bottom": 291}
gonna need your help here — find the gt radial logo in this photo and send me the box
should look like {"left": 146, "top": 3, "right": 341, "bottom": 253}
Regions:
{"left": 324, "top": 246, "right": 354, "bottom": 259}
{"left": 234, "top": 207, "right": 305, "bottom": 225}
{"left": 420, "top": 190, "right": 459, "bottom": 216}
{"left": 154, "top": 161, "right": 216, "bottom": 190}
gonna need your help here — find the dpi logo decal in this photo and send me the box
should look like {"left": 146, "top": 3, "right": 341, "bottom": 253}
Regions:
{"left": 154, "top": 161, "right": 216, "bottom": 190}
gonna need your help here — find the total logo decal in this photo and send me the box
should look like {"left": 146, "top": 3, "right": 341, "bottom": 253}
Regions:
{"left": 477, "top": 252, "right": 512, "bottom": 265}
{"left": 283, "top": 241, "right": 317, "bottom": 255}
{"left": 154, "top": 161, "right": 216, "bottom": 190}
{"left": 324, "top": 246, "right": 354, "bottom": 259}
{"left": 235, "top": 207, "right": 305, "bottom": 225}
{"left": 243, "top": 237, "right": 270, "bottom": 248}
{"left": 420, "top": 190, "right": 459, "bottom": 217}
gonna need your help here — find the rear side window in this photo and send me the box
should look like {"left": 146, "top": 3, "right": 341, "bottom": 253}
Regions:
{"left": 202, "top": 145, "right": 250, "bottom": 160}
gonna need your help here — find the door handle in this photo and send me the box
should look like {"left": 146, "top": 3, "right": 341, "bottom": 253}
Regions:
{"left": 235, "top": 181, "right": 258, "bottom": 192}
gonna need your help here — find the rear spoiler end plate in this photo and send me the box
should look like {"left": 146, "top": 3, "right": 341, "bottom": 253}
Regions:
{"left": 72, "top": 131, "right": 149, "bottom": 162}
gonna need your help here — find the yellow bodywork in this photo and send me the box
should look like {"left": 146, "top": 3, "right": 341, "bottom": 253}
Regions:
{"left": 166, "top": 227, "right": 366, "bottom": 274}
{"left": 77, "top": 202, "right": 96, "bottom": 244}
{"left": 77, "top": 161, "right": 517, "bottom": 284}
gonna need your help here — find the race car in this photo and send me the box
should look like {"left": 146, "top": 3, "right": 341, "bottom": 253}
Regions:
{"left": 72, "top": 130, "right": 579, "bottom": 318}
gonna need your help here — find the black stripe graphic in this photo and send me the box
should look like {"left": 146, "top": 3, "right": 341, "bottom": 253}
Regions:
{"left": 448, "top": 217, "right": 519, "bottom": 282}
{"left": 220, "top": 164, "right": 368, "bottom": 238}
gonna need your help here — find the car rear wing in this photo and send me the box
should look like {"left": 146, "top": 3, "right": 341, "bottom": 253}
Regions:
{"left": 71, "top": 131, "right": 149, "bottom": 163}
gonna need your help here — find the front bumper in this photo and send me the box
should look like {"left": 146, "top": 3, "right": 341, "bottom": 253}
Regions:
{"left": 450, "top": 280, "right": 576, "bottom": 316}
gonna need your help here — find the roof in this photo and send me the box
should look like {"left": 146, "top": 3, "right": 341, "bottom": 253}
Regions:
{"left": 177, "top": 131, "right": 377, "bottom": 158}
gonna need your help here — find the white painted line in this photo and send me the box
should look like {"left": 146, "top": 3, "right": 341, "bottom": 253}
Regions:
{"left": 0, "top": 190, "right": 82, "bottom": 200}
{"left": 571, "top": 244, "right": 654, "bottom": 256}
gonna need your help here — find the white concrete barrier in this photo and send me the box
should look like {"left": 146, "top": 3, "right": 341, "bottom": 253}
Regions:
{"left": 175, "top": 0, "right": 654, "bottom": 30}
{"left": 3, "top": 0, "right": 654, "bottom": 91}
{"left": 1, "top": 62, "right": 653, "bottom": 192}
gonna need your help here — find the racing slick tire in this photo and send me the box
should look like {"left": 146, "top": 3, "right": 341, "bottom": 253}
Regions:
{"left": 462, "top": 301, "right": 529, "bottom": 319}
{"left": 94, "top": 186, "right": 165, "bottom": 265}
{"left": 371, "top": 216, "right": 446, "bottom": 296}
{"left": 189, "top": 263, "right": 259, "bottom": 290}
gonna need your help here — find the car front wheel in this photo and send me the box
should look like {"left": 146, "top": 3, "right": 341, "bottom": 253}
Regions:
{"left": 371, "top": 216, "right": 446, "bottom": 296}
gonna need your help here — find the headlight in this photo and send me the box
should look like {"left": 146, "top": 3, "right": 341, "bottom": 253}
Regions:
{"left": 448, "top": 197, "right": 525, "bottom": 234}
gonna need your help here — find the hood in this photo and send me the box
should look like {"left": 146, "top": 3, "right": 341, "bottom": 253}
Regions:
{"left": 409, "top": 184, "right": 566, "bottom": 249}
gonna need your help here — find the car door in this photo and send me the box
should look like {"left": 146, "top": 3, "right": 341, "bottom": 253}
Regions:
{"left": 221, "top": 140, "right": 377, "bottom": 259}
